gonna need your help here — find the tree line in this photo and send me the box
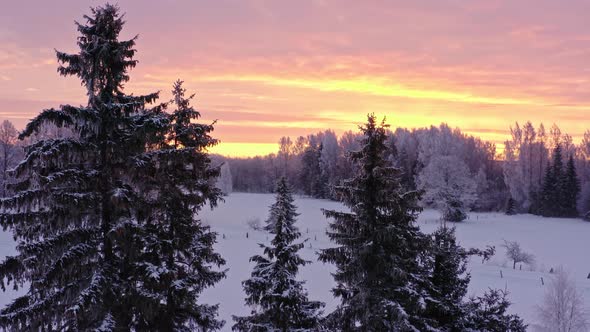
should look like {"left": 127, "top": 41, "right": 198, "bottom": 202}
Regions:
{"left": 219, "top": 120, "right": 590, "bottom": 221}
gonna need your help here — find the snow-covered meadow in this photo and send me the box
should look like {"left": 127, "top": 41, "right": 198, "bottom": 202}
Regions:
{"left": 0, "top": 192, "right": 588, "bottom": 330}
{"left": 199, "top": 193, "right": 590, "bottom": 331}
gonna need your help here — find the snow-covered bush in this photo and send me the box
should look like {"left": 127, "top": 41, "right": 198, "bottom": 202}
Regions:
{"left": 502, "top": 240, "right": 535, "bottom": 269}
{"left": 506, "top": 197, "right": 517, "bottom": 215}
{"left": 246, "top": 217, "right": 263, "bottom": 231}
{"left": 463, "top": 289, "right": 527, "bottom": 331}
{"left": 442, "top": 195, "right": 469, "bottom": 222}
{"left": 534, "top": 268, "right": 588, "bottom": 332}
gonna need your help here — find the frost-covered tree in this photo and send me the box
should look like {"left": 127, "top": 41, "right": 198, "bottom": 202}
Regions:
{"left": 132, "top": 80, "right": 226, "bottom": 330}
{"left": 504, "top": 122, "right": 550, "bottom": 212}
{"left": 233, "top": 177, "right": 324, "bottom": 331}
{"left": 0, "top": 120, "right": 20, "bottom": 197}
{"left": 418, "top": 155, "right": 477, "bottom": 222}
{"left": 337, "top": 130, "right": 361, "bottom": 182}
{"left": 0, "top": 6, "right": 222, "bottom": 330}
{"left": 299, "top": 138, "right": 326, "bottom": 198}
{"left": 535, "top": 268, "right": 588, "bottom": 332}
{"left": 217, "top": 162, "right": 233, "bottom": 194}
{"left": 320, "top": 130, "right": 339, "bottom": 194}
{"left": 463, "top": 289, "right": 527, "bottom": 331}
{"left": 502, "top": 240, "right": 535, "bottom": 269}
{"left": 318, "top": 114, "right": 434, "bottom": 331}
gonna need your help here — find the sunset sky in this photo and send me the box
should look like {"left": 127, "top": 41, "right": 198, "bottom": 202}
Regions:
{"left": 1, "top": 0, "right": 590, "bottom": 157}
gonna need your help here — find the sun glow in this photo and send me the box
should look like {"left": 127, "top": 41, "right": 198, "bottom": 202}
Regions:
{"left": 209, "top": 142, "right": 279, "bottom": 158}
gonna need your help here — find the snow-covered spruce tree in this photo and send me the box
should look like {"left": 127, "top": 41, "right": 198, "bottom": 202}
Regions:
{"left": 463, "top": 289, "right": 527, "bottom": 331}
{"left": 442, "top": 194, "right": 469, "bottom": 222}
{"left": 318, "top": 114, "right": 434, "bottom": 331}
{"left": 0, "top": 5, "right": 223, "bottom": 330}
{"left": 131, "top": 80, "right": 226, "bottom": 330}
{"left": 233, "top": 177, "right": 324, "bottom": 331}
{"left": 425, "top": 225, "right": 471, "bottom": 330}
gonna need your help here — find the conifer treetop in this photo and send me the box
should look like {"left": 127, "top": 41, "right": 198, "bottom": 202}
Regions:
{"left": 233, "top": 177, "right": 324, "bottom": 331}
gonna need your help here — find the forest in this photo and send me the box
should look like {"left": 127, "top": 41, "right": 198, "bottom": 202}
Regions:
{"left": 218, "top": 121, "right": 590, "bottom": 221}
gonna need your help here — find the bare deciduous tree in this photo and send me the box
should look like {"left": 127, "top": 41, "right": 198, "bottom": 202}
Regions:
{"left": 502, "top": 240, "right": 535, "bottom": 269}
{"left": 0, "top": 120, "right": 18, "bottom": 197}
{"left": 535, "top": 268, "right": 588, "bottom": 332}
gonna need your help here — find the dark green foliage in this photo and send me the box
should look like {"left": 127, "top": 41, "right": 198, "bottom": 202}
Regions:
{"left": 506, "top": 197, "right": 517, "bottom": 215}
{"left": 318, "top": 114, "right": 433, "bottom": 331}
{"left": 443, "top": 195, "right": 468, "bottom": 222}
{"left": 0, "top": 6, "right": 224, "bottom": 331}
{"left": 539, "top": 161, "right": 557, "bottom": 216}
{"left": 233, "top": 177, "right": 324, "bottom": 331}
{"left": 536, "top": 145, "right": 580, "bottom": 218}
{"left": 562, "top": 155, "right": 580, "bottom": 217}
{"left": 425, "top": 225, "right": 471, "bottom": 331}
{"left": 133, "top": 80, "right": 225, "bottom": 331}
{"left": 463, "top": 289, "right": 527, "bottom": 332}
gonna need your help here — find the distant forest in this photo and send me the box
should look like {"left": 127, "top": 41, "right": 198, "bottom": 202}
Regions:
{"left": 213, "top": 121, "right": 590, "bottom": 220}
{"left": 2, "top": 119, "right": 587, "bottom": 220}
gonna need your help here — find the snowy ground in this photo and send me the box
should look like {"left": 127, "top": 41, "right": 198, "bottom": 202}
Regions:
{"left": 0, "top": 192, "right": 589, "bottom": 330}
{"left": 200, "top": 193, "right": 590, "bottom": 331}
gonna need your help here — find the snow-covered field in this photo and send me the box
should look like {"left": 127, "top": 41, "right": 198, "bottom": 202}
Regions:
{"left": 0, "top": 192, "right": 589, "bottom": 330}
{"left": 200, "top": 193, "right": 590, "bottom": 331}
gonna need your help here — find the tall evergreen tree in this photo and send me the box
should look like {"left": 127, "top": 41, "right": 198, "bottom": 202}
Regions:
{"left": 318, "top": 114, "right": 434, "bottom": 331}
{"left": 537, "top": 144, "right": 580, "bottom": 218}
{"left": 506, "top": 196, "right": 517, "bottom": 215}
{"left": 561, "top": 155, "right": 580, "bottom": 217}
{"left": 539, "top": 161, "right": 557, "bottom": 217}
{"left": 233, "top": 177, "right": 324, "bottom": 331}
{"left": 425, "top": 225, "right": 471, "bottom": 331}
{"left": 552, "top": 144, "right": 565, "bottom": 216}
{"left": 133, "top": 80, "right": 226, "bottom": 330}
{"left": 0, "top": 5, "right": 224, "bottom": 330}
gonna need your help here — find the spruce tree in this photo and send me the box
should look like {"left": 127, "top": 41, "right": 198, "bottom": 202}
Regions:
{"left": 425, "top": 225, "right": 471, "bottom": 331}
{"left": 537, "top": 145, "right": 580, "bottom": 218}
{"left": 539, "top": 161, "right": 557, "bottom": 217}
{"left": 562, "top": 155, "right": 580, "bottom": 217}
{"left": 463, "top": 289, "right": 527, "bottom": 331}
{"left": 0, "top": 5, "right": 224, "bottom": 330}
{"left": 442, "top": 193, "right": 468, "bottom": 222}
{"left": 506, "top": 196, "right": 517, "bottom": 215}
{"left": 318, "top": 114, "right": 433, "bottom": 331}
{"left": 133, "top": 80, "right": 226, "bottom": 330}
{"left": 552, "top": 144, "right": 565, "bottom": 216}
{"left": 233, "top": 177, "right": 324, "bottom": 331}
